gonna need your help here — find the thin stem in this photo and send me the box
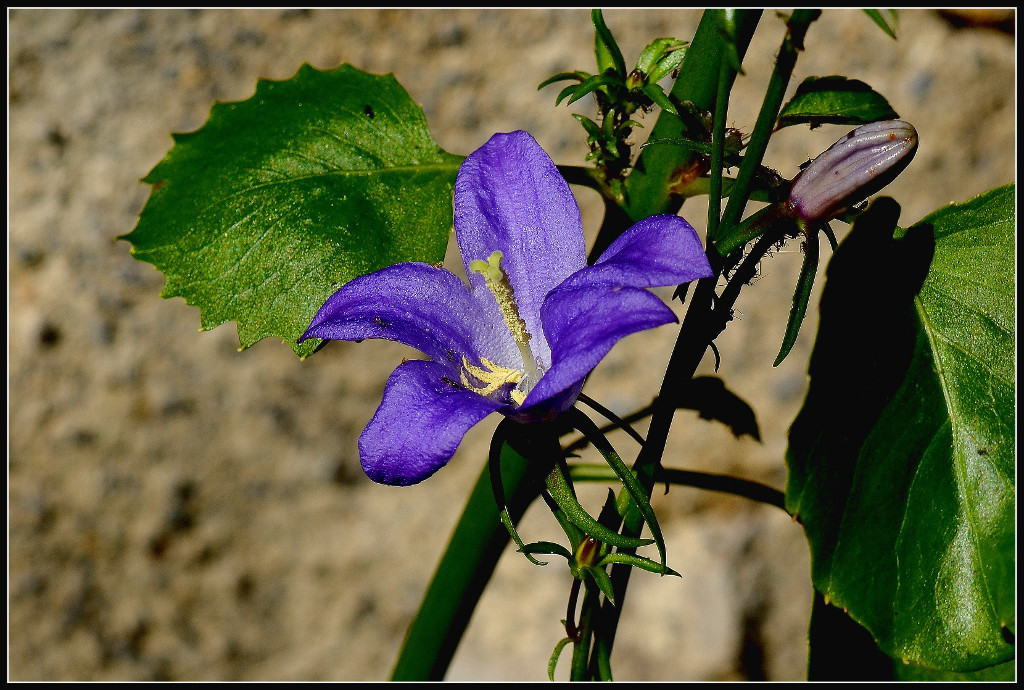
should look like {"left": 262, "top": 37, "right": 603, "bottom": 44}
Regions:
{"left": 719, "top": 9, "right": 820, "bottom": 234}
{"left": 590, "top": 216, "right": 797, "bottom": 664}
{"left": 708, "top": 51, "right": 732, "bottom": 240}
{"left": 568, "top": 463, "right": 786, "bottom": 511}
{"left": 569, "top": 581, "right": 600, "bottom": 680}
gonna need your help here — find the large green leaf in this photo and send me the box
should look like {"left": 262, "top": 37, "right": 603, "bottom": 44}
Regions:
{"left": 786, "top": 187, "right": 1015, "bottom": 672}
{"left": 121, "top": 63, "right": 462, "bottom": 357}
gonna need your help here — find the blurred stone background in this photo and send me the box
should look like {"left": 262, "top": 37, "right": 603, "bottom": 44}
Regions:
{"left": 8, "top": 8, "right": 1015, "bottom": 681}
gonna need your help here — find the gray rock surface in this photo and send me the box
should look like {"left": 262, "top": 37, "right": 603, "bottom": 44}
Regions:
{"left": 9, "top": 8, "right": 1014, "bottom": 681}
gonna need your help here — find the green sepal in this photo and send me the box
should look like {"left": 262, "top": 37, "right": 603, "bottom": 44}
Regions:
{"left": 582, "top": 565, "right": 617, "bottom": 606}
{"left": 545, "top": 459, "right": 654, "bottom": 551}
{"left": 714, "top": 203, "right": 796, "bottom": 257}
{"left": 774, "top": 227, "right": 820, "bottom": 366}
{"left": 776, "top": 75, "right": 899, "bottom": 130}
{"left": 567, "top": 408, "right": 668, "bottom": 571}
{"left": 596, "top": 552, "right": 682, "bottom": 577}
{"left": 519, "top": 541, "right": 573, "bottom": 561}
{"left": 544, "top": 492, "right": 586, "bottom": 555}
{"left": 548, "top": 637, "right": 574, "bottom": 681}
{"left": 489, "top": 419, "right": 545, "bottom": 566}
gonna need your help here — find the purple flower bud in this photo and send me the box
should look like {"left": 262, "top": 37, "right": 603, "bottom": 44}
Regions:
{"left": 788, "top": 120, "right": 918, "bottom": 224}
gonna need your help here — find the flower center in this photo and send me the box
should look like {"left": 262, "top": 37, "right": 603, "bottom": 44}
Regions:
{"left": 467, "top": 250, "right": 539, "bottom": 405}
{"left": 460, "top": 356, "right": 526, "bottom": 405}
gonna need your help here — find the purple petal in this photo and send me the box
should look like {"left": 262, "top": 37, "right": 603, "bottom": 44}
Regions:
{"left": 454, "top": 131, "right": 587, "bottom": 367}
{"left": 300, "top": 262, "right": 517, "bottom": 372}
{"left": 521, "top": 284, "right": 679, "bottom": 408}
{"left": 360, "top": 360, "right": 503, "bottom": 485}
{"left": 559, "top": 213, "right": 713, "bottom": 291}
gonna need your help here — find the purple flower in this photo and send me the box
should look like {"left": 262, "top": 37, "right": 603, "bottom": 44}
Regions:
{"left": 301, "top": 131, "right": 712, "bottom": 485}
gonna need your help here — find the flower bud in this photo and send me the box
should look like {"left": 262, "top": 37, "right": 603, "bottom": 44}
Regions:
{"left": 787, "top": 120, "right": 918, "bottom": 224}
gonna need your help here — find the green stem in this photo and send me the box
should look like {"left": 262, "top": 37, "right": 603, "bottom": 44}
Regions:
{"left": 708, "top": 50, "right": 733, "bottom": 240}
{"left": 589, "top": 227, "right": 796, "bottom": 669}
{"left": 569, "top": 582, "right": 600, "bottom": 680}
{"left": 623, "top": 10, "right": 762, "bottom": 222}
{"left": 719, "top": 9, "right": 820, "bottom": 234}
{"left": 569, "top": 463, "right": 786, "bottom": 511}
{"left": 390, "top": 440, "right": 549, "bottom": 680}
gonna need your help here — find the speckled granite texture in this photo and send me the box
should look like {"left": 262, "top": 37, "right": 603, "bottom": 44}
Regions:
{"left": 9, "top": 8, "right": 1014, "bottom": 681}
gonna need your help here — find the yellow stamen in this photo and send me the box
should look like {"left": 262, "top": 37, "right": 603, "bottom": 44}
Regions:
{"left": 461, "top": 356, "right": 523, "bottom": 396}
{"left": 469, "top": 250, "right": 538, "bottom": 381}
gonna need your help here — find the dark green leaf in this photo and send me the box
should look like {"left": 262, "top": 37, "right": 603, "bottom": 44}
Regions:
{"left": 786, "top": 188, "right": 1015, "bottom": 672}
{"left": 776, "top": 75, "right": 899, "bottom": 129}
{"left": 121, "top": 63, "right": 461, "bottom": 357}
{"left": 863, "top": 9, "right": 899, "bottom": 40}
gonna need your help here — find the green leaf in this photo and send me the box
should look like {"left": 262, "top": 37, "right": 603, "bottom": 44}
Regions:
{"left": 592, "top": 9, "right": 626, "bottom": 78}
{"left": 786, "top": 188, "right": 1016, "bottom": 672}
{"left": 564, "top": 72, "right": 621, "bottom": 106}
{"left": 863, "top": 9, "right": 899, "bottom": 40}
{"left": 774, "top": 227, "right": 819, "bottom": 366}
{"left": 120, "top": 63, "right": 462, "bottom": 357}
{"left": 776, "top": 75, "right": 899, "bottom": 129}
{"left": 897, "top": 658, "right": 1016, "bottom": 681}
{"left": 537, "top": 70, "right": 591, "bottom": 91}
{"left": 640, "top": 83, "right": 679, "bottom": 117}
{"left": 635, "top": 38, "right": 687, "bottom": 83}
